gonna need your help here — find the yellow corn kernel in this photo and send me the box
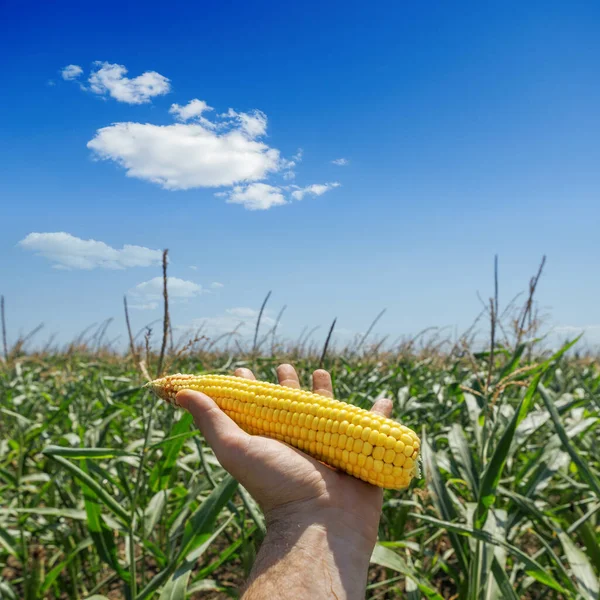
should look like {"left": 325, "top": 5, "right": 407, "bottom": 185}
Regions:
{"left": 372, "top": 446, "right": 385, "bottom": 461}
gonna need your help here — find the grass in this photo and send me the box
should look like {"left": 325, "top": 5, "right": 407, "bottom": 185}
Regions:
{"left": 0, "top": 339, "right": 598, "bottom": 599}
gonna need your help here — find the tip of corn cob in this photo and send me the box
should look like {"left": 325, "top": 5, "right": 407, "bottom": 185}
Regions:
{"left": 147, "top": 373, "right": 421, "bottom": 490}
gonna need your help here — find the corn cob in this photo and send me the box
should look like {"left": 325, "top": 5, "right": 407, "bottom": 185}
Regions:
{"left": 148, "top": 373, "right": 420, "bottom": 490}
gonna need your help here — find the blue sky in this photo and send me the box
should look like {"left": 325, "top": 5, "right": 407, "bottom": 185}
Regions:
{"left": 1, "top": 0, "right": 599, "bottom": 351}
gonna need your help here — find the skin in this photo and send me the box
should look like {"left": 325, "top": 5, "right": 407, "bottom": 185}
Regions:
{"left": 176, "top": 363, "right": 394, "bottom": 600}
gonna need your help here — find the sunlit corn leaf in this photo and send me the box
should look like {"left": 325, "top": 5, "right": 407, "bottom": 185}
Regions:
{"left": 463, "top": 392, "right": 483, "bottom": 451}
{"left": 558, "top": 532, "right": 599, "bottom": 600}
{"left": 158, "top": 569, "right": 191, "bottom": 600}
{"left": 448, "top": 423, "right": 479, "bottom": 494}
{"left": 370, "top": 543, "right": 444, "bottom": 599}
{"left": 185, "top": 579, "right": 233, "bottom": 596}
{"left": 0, "top": 579, "right": 18, "bottom": 600}
{"left": 538, "top": 384, "right": 600, "bottom": 498}
{"left": 0, "top": 526, "right": 18, "bottom": 556}
{"left": 0, "top": 507, "right": 87, "bottom": 519}
{"left": 144, "top": 489, "right": 169, "bottom": 535}
{"left": 565, "top": 504, "right": 600, "bottom": 573}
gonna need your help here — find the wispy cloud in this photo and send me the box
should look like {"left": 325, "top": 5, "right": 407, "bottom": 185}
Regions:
{"left": 220, "top": 183, "right": 287, "bottom": 210}
{"left": 290, "top": 182, "right": 341, "bottom": 201}
{"left": 131, "top": 277, "right": 203, "bottom": 299}
{"left": 18, "top": 232, "right": 162, "bottom": 270}
{"left": 61, "top": 64, "right": 83, "bottom": 80}
{"left": 553, "top": 324, "right": 600, "bottom": 334}
{"left": 129, "top": 302, "right": 159, "bottom": 311}
{"left": 210, "top": 282, "right": 224, "bottom": 289}
{"left": 221, "top": 108, "right": 268, "bottom": 138}
{"left": 331, "top": 158, "right": 348, "bottom": 166}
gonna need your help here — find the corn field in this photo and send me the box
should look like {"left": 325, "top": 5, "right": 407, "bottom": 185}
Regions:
{"left": 0, "top": 336, "right": 598, "bottom": 599}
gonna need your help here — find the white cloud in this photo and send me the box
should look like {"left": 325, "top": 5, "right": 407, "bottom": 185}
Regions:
{"left": 76, "top": 63, "right": 344, "bottom": 208}
{"left": 88, "top": 61, "right": 170, "bottom": 104}
{"left": 88, "top": 122, "right": 282, "bottom": 190}
{"left": 189, "top": 265, "right": 198, "bottom": 270}
{"left": 132, "top": 276, "right": 203, "bottom": 299}
{"left": 169, "top": 99, "right": 213, "bottom": 122}
{"left": 61, "top": 65, "right": 83, "bottom": 80}
{"left": 18, "top": 232, "right": 162, "bottom": 270}
{"left": 222, "top": 108, "right": 267, "bottom": 138}
{"left": 331, "top": 158, "right": 348, "bottom": 166}
{"left": 210, "top": 282, "right": 224, "bottom": 289}
{"left": 129, "top": 302, "right": 159, "bottom": 311}
{"left": 291, "top": 182, "right": 341, "bottom": 201}
{"left": 223, "top": 183, "right": 287, "bottom": 210}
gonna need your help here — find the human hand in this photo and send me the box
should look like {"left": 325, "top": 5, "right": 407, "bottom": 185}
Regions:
{"left": 177, "top": 363, "right": 391, "bottom": 541}
{"left": 176, "top": 364, "right": 394, "bottom": 599}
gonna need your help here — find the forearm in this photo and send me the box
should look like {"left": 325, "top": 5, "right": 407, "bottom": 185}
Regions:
{"left": 241, "top": 509, "right": 375, "bottom": 600}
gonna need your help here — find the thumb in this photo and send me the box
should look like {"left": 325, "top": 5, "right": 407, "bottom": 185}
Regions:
{"left": 176, "top": 389, "right": 250, "bottom": 477}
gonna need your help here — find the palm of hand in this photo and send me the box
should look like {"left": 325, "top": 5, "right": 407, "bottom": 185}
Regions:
{"left": 177, "top": 364, "right": 393, "bottom": 533}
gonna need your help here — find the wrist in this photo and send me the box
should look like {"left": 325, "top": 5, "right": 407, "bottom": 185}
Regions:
{"left": 243, "top": 495, "right": 382, "bottom": 599}
{"left": 265, "top": 499, "right": 380, "bottom": 554}
{"left": 244, "top": 516, "right": 374, "bottom": 600}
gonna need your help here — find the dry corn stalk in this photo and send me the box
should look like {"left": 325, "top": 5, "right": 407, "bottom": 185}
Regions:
{"left": 148, "top": 373, "right": 420, "bottom": 490}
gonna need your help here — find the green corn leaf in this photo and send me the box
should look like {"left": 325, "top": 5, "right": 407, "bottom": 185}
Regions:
{"left": 42, "top": 445, "right": 136, "bottom": 459}
{"left": 490, "top": 557, "right": 519, "bottom": 600}
{"left": 136, "top": 475, "right": 238, "bottom": 600}
{"left": 421, "top": 427, "right": 469, "bottom": 575}
{"left": 158, "top": 569, "right": 191, "bottom": 600}
{"left": 148, "top": 412, "right": 193, "bottom": 492}
{"left": 558, "top": 532, "right": 599, "bottom": 600}
{"left": 409, "top": 513, "right": 568, "bottom": 594}
{"left": 370, "top": 544, "right": 444, "bottom": 600}
{"left": 179, "top": 474, "right": 238, "bottom": 558}
{"left": 538, "top": 384, "right": 600, "bottom": 498}
{"left": 44, "top": 453, "right": 129, "bottom": 523}
{"left": 40, "top": 538, "right": 93, "bottom": 594}
{"left": 80, "top": 459, "right": 130, "bottom": 582}
{"left": 448, "top": 423, "right": 479, "bottom": 494}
